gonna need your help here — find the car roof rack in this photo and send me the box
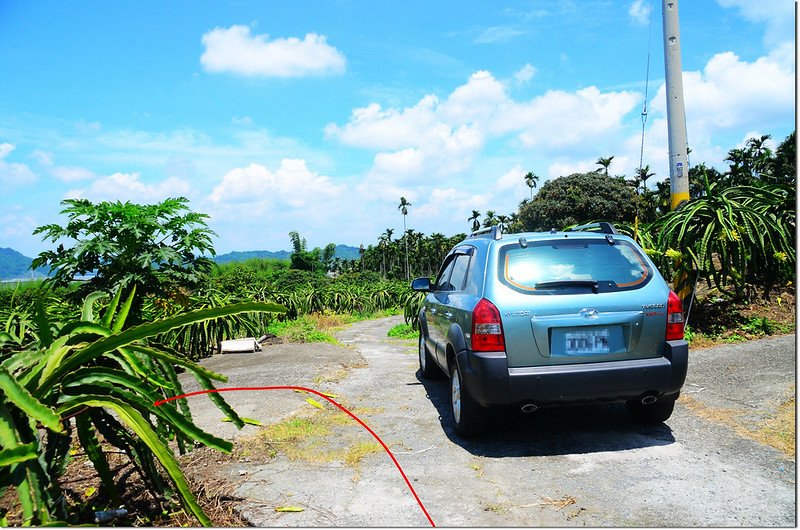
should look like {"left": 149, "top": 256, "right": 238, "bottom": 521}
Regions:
{"left": 565, "top": 222, "right": 618, "bottom": 235}
{"left": 469, "top": 225, "right": 503, "bottom": 240}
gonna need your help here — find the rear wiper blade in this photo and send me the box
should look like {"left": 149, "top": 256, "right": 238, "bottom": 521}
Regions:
{"left": 535, "top": 280, "right": 599, "bottom": 293}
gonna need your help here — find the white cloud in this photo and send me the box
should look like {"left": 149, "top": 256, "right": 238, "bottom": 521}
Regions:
{"left": 547, "top": 159, "right": 597, "bottom": 179}
{"left": 474, "top": 26, "right": 526, "bottom": 44}
{"left": 0, "top": 143, "right": 37, "bottom": 187}
{"left": 200, "top": 25, "right": 346, "bottom": 77}
{"left": 52, "top": 166, "right": 96, "bottom": 182}
{"left": 495, "top": 165, "right": 526, "bottom": 192}
{"left": 506, "top": 87, "right": 640, "bottom": 149}
{"left": 328, "top": 69, "right": 641, "bottom": 207}
{"left": 1, "top": 210, "right": 39, "bottom": 250}
{"left": 0, "top": 143, "right": 14, "bottom": 159}
{"left": 324, "top": 96, "right": 441, "bottom": 150}
{"left": 513, "top": 63, "right": 537, "bottom": 84}
{"left": 651, "top": 50, "right": 794, "bottom": 133}
{"left": 439, "top": 71, "right": 508, "bottom": 126}
{"left": 628, "top": 0, "right": 651, "bottom": 26}
{"left": 208, "top": 159, "right": 343, "bottom": 209}
{"left": 66, "top": 173, "right": 191, "bottom": 203}
{"left": 31, "top": 150, "right": 54, "bottom": 166}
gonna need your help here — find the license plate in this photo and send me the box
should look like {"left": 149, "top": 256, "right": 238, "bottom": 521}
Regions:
{"left": 565, "top": 329, "right": 610, "bottom": 354}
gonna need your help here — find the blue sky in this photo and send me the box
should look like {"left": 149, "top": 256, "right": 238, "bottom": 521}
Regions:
{"left": 0, "top": 0, "right": 795, "bottom": 256}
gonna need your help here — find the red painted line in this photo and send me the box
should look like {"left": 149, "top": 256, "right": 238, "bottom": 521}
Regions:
{"left": 155, "top": 386, "right": 436, "bottom": 527}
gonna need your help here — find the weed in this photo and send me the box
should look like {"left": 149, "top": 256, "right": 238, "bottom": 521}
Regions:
{"left": 680, "top": 389, "right": 796, "bottom": 457}
{"left": 267, "top": 316, "right": 338, "bottom": 343}
{"left": 343, "top": 442, "right": 382, "bottom": 466}
{"left": 314, "top": 367, "right": 350, "bottom": 384}
{"left": 723, "top": 333, "right": 747, "bottom": 343}
{"left": 483, "top": 502, "right": 508, "bottom": 514}
{"left": 740, "top": 317, "right": 791, "bottom": 336}
{"left": 387, "top": 323, "right": 417, "bottom": 340}
{"left": 240, "top": 405, "right": 385, "bottom": 471}
{"left": 469, "top": 459, "right": 485, "bottom": 478}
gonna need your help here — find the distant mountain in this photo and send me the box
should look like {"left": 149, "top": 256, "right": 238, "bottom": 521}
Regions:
{"left": 213, "top": 250, "right": 292, "bottom": 264}
{"left": 0, "top": 248, "right": 48, "bottom": 280}
{"left": 0, "top": 244, "right": 364, "bottom": 279}
{"left": 213, "top": 245, "right": 361, "bottom": 264}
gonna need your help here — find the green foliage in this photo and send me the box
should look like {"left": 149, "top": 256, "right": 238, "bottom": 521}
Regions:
{"left": 517, "top": 172, "right": 638, "bottom": 231}
{"left": 387, "top": 323, "right": 417, "bottom": 340}
{"left": 267, "top": 316, "right": 337, "bottom": 343}
{"left": 654, "top": 173, "right": 795, "bottom": 299}
{"left": 739, "top": 316, "right": 791, "bottom": 336}
{"left": 0, "top": 287, "right": 286, "bottom": 525}
{"left": 31, "top": 197, "right": 216, "bottom": 302}
{"left": 143, "top": 288, "right": 276, "bottom": 361}
{"left": 288, "top": 231, "right": 336, "bottom": 273}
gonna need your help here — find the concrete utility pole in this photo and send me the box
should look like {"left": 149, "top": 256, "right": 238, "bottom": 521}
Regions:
{"left": 662, "top": 0, "right": 690, "bottom": 210}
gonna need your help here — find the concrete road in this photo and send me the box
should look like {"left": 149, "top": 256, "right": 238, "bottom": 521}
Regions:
{"left": 185, "top": 316, "right": 796, "bottom": 527}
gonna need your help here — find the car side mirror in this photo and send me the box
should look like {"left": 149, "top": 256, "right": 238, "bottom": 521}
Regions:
{"left": 411, "top": 277, "right": 433, "bottom": 292}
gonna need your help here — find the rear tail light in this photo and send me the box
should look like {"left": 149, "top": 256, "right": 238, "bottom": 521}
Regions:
{"left": 472, "top": 298, "right": 505, "bottom": 352}
{"left": 666, "top": 290, "right": 685, "bottom": 340}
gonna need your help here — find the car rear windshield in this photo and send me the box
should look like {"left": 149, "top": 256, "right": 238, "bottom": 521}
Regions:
{"left": 498, "top": 239, "right": 653, "bottom": 294}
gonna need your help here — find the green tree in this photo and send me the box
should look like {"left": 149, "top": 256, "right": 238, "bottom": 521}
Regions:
{"left": 468, "top": 210, "right": 481, "bottom": 232}
{"left": 483, "top": 210, "right": 497, "bottom": 228}
{"left": 32, "top": 197, "right": 215, "bottom": 302}
{"left": 595, "top": 156, "right": 615, "bottom": 176}
{"left": 288, "top": 231, "right": 335, "bottom": 274}
{"left": 524, "top": 171, "right": 540, "bottom": 201}
{"left": 517, "top": 172, "right": 637, "bottom": 231}
{"left": 398, "top": 197, "right": 412, "bottom": 279}
{"left": 767, "top": 131, "right": 796, "bottom": 187}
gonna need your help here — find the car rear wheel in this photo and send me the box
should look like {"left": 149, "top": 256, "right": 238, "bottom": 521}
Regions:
{"left": 418, "top": 334, "right": 438, "bottom": 379}
{"left": 450, "top": 363, "right": 485, "bottom": 437}
{"left": 626, "top": 397, "right": 675, "bottom": 424}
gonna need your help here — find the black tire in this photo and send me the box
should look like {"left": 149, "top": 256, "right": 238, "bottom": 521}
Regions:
{"left": 626, "top": 398, "right": 675, "bottom": 424}
{"left": 449, "top": 363, "right": 486, "bottom": 438}
{"left": 418, "top": 333, "right": 438, "bottom": 379}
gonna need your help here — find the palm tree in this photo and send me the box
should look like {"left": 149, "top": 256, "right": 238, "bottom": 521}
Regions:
{"left": 524, "top": 171, "right": 540, "bottom": 201}
{"left": 596, "top": 156, "right": 615, "bottom": 176}
{"left": 469, "top": 210, "right": 481, "bottom": 232}
{"left": 483, "top": 210, "right": 497, "bottom": 228}
{"left": 636, "top": 165, "right": 656, "bottom": 193}
{"left": 496, "top": 214, "right": 509, "bottom": 232}
{"left": 398, "top": 197, "right": 412, "bottom": 279}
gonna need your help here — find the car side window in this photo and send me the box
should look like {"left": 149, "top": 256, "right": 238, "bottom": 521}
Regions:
{"left": 434, "top": 258, "right": 456, "bottom": 292}
{"left": 448, "top": 254, "right": 471, "bottom": 292}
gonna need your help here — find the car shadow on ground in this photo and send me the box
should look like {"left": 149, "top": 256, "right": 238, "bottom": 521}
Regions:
{"left": 415, "top": 370, "right": 676, "bottom": 458}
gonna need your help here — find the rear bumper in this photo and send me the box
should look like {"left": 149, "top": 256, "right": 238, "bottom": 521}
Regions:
{"left": 458, "top": 340, "right": 689, "bottom": 407}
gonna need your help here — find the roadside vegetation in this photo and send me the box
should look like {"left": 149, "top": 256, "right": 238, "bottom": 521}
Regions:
{"left": 0, "top": 131, "right": 794, "bottom": 526}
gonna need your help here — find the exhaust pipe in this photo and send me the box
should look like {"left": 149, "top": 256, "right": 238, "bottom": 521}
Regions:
{"left": 520, "top": 403, "right": 538, "bottom": 413}
{"left": 641, "top": 395, "right": 658, "bottom": 405}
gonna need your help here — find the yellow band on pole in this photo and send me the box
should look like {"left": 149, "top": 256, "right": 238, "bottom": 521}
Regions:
{"left": 670, "top": 191, "right": 690, "bottom": 211}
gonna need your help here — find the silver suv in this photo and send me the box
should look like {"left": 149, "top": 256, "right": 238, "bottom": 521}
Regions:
{"left": 411, "top": 223, "right": 688, "bottom": 437}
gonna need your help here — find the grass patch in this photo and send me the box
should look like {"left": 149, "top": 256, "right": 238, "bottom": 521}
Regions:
{"left": 239, "top": 404, "right": 384, "bottom": 471}
{"left": 756, "top": 391, "right": 796, "bottom": 457}
{"left": 483, "top": 502, "right": 509, "bottom": 514}
{"left": 343, "top": 441, "right": 382, "bottom": 466}
{"left": 387, "top": 322, "right": 417, "bottom": 340}
{"left": 267, "top": 316, "right": 338, "bottom": 343}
